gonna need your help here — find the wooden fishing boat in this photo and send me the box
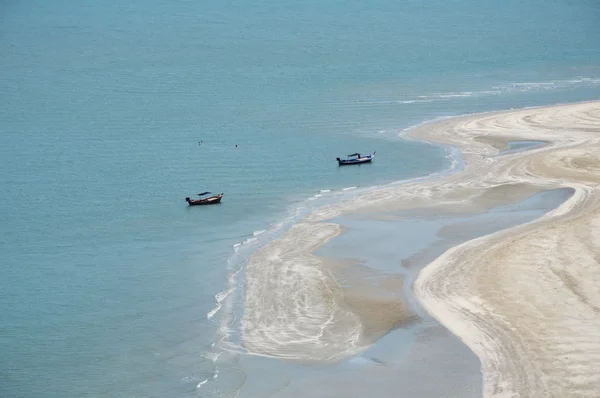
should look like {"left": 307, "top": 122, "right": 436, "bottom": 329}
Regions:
{"left": 186, "top": 192, "right": 223, "bottom": 206}
{"left": 336, "top": 151, "right": 376, "bottom": 165}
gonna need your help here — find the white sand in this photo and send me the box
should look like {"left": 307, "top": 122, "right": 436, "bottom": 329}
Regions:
{"left": 409, "top": 101, "right": 600, "bottom": 397}
{"left": 241, "top": 100, "right": 600, "bottom": 396}
{"left": 241, "top": 222, "right": 417, "bottom": 362}
{"left": 304, "top": 101, "right": 600, "bottom": 396}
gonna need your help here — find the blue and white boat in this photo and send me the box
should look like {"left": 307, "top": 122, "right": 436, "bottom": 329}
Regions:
{"left": 336, "top": 151, "right": 376, "bottom": 166}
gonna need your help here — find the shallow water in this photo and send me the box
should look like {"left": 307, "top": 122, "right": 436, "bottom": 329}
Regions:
{"left": 202, "top": 189, "right": 573, "bottom": 397}
{"left": 496, "top": 140, "right": 547, "bottom": 156}
{"left": 307, "top": 189, "right": 572, "bottom": 397}
{"left": 1, "top": 0, "right": 600, "bottom": 396}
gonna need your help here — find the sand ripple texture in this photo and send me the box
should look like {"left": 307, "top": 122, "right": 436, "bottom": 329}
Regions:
{"left": 240, "top": 222, "right": 413, "bottom": 362}
{"left": 241, "top": 223, "right": 362, "bottom": 361}
{"left": 241, "top": 101, "right": 600, "bottom": 396}
{"left": 410, "top": 102, "right": 600, "bottom": 397}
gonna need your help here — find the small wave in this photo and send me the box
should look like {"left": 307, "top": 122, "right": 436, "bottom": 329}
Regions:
{"left": 509, "top": 81, "right": 556, "bottom": 88}
{"left": 397, "top": 99, "right": 435, "bottom": 104}
{"left": 418, "top": 91, "right": 474, "bottom": 99}
{"left": 439, "top": 92, "right": 473, "bottom": 98}
{"left": 490, "top": 77, "right": 600, "bottom": 95}
{"left": 181, "top": 375, "right": 203, "bottom": 385}
{"left": 195, "top": 351, "right": 223, "bottom": 389}
{"left": 342, "top": 186, "right": 357, "bottom": 191}
{"left": 228, "top": 266, "right": 243, "bottom": 281}
{"left": 253, "top": 229, "right": 266, "bottom": 236}
{"left": 362, "top": 76, "right": 600, "bottom": 109}
{"left": 215, "top": 288, "right": 235, "bottom": 306}
{"left": 195, "top": 368, "right": 220, "bottom": 389}
{"left": 207, "top": 287, "right": 236, "bottom": 320}
{"left": 569, "top": 77, "right": 600, "bottom": 84}
{"left": 232, "top": 243, "right": 241, "bottom": 252}
{"left": 203, "top": 351, "right": 222, "bottom": 362}
{"left": 320, "top": 189, "right": 331, "bottom": 193}
{"left": 243, "top": 237, "right": 257, "bottom": 245}
{"left": 206, "top": 304, "right": 221, "bottom": 320}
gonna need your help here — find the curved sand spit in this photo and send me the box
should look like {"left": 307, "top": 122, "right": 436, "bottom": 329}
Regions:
{"left": 241, "top": 222, "right": 416, "bottom": 362}
{"left": 309, "top": 101, "right": 600, "bottom": 396}
{"left": 412, "top": 101, "right": 600, "bottom": 398}
{"left": 242, "top": 101, "right": 600, "bottom": 396}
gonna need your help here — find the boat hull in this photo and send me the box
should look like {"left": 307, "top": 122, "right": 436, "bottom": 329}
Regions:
{"left": 186, "top": 194, "right": 223, "bottom": 206}
{"left": 336, "top": 151, "right": 375, "bottom": 166}
{"left": 338, "top": 159, "right": 373, "bottom": 166}
{"left": 337, "top": 157, "right": 373, "bottom": 165}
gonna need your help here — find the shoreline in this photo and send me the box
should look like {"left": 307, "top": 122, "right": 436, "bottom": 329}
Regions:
{"left": 233, "top": 100, "right": 600, "bottom": 397}
{"left": 410, "top": 100, "right": 600, "bottom": 397}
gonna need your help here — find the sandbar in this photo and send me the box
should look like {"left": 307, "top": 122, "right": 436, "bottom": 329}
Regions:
{"left": 239, "top": 101, "right": 600, "bottom": 397}
{"left": 410, "top": 101, "right": 600, "bottom": 397}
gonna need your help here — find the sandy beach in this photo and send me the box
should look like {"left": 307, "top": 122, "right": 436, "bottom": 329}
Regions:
{"left": 412, "top": 101, "right": 600, "bottom": 397}
{"left": 239, "top": 101, "right": 600, "bottom": 397}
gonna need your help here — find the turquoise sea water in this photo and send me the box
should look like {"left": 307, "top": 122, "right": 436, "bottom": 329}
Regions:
{"left": 1, "top": 0, "right": 599, "bottom": 396}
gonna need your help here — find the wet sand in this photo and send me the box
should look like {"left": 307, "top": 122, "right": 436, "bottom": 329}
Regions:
{"left": 303, "top": 100, "right": 600, "bottom": 397}
{"left": 237, "top": 188, "right": 570, "bottom": 397}
{"left": 305, "top": 189, "right": 571, "bottom": 398}
{"left": 237, "top": 101, "right": 600, "bottom": 397}
{"left": 412, "top": 101, "right": 600, "bottom": 397}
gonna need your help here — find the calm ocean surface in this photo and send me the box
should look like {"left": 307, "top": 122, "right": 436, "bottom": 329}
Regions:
{"left": 1, "top": 0, "right": 599, "bottom": 396}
